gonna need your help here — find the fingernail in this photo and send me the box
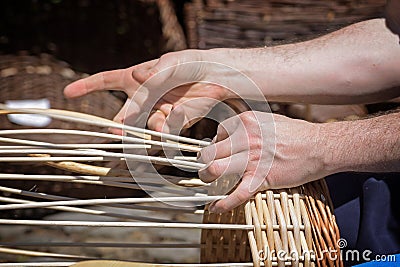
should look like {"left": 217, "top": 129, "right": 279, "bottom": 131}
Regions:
{"left": 208, "top": 202, "right": 220, "bottom": 214}
{"left": 209, "top": 205, "right": 216, "bottom": 214}
{"left": 197, "top": 151, "right": 201, "bottom": 160}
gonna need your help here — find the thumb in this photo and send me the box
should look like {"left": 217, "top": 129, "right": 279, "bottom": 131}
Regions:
{"left": 209, "top": 174, "right": 255, "bottom": 213}
{"left": 131, "top": 54, "right": 177, "bottom": 87}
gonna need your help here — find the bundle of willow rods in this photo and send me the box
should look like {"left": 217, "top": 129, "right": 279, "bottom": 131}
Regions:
{"left": 0, "top": 106, "right": 342, "bottom": 267}
{"left": 0, "top": 105, "right": 226, "bottom": 265}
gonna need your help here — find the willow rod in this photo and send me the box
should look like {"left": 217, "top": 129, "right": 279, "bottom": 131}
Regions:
{"left": 32, "top": 159, "right": 209, "bottom": 187}
{"left": 0, "top": 106, "right": 210, "bottom": 146}
{"left": 0, "top": 173, "right": 136, "bottom": 182}
{"left": 0, "top": 129, "right": 201, "bottom": 152}
{"left": 0, "top": 263, "right": 262, "bottom": 267}
{"left": 0, "top": 175, "right": 195, "bottom": 196}
{"left": 0, "top": 156, "right": 115, "bottom": 162}
{"left": 0, "top": 144, "right": 150, "bottom": 149}
{"left": 0, "top": 185, "right": 200, "bottom": 214}
{"left": 0, "top": 241, "right": 202, "bottom": 248}
{"left": 0, "top": 188, "right": 304, "bottom": 211}
{"left": 0, "top": 173, "right": 208, "bottom": 188}
{"left": 0, "top": 155, "right": 200, "bottom": 171}
{"left": 0, "top": 219, "right": 305, "bottom": 231}
{"left": 0, "top": 148, "right": 205, "bottom": 169}
{"left": 0, "top": 247, "right": 93, "bottom": 260}
{"left": 0, "top": 196, "right": 223, "bottom": 211}
{"left": 0, "top": 263, "right": 75, "bottom": 267}
{"left": 0, "top": 196, "right": 173, "bottom": 223}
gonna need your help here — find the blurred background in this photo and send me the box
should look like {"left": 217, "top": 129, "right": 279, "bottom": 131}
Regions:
{"left": 0, "top": 0, "right": 387, "bottom": 73}
{"left": 0, "top": 0, "right": 397, "bottom": 264}
{"left": 1, "top": 0, "right": 395, "bottom": 117}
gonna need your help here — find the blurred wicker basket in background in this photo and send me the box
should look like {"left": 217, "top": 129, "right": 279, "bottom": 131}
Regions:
{"left": 184, "top": 0, "right": 376, "bottom": 123}
{"left": 185, "top": 0, "right": 386, "bottom": 49}
{"left": 0, "top": 53, "right": 123, "bottom": 142}
{"left": 0, "top": 54, "right": 139, "bottom": 206}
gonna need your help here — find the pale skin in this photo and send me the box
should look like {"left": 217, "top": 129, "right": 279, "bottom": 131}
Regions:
{"left": 64, "top": 18, "right": 400, "bottom": 213}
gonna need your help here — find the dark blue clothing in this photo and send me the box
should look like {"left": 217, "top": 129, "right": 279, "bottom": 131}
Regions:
{"left": 326, "top": 173, "right": 400, "bottom": 266}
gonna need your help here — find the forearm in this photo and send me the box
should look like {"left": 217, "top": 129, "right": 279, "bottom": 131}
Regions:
{"left": 208, "top": 19, "right": 400, "bottom": 104}
{"left": 319, "top": 111, "right": 400, "bottom": 175}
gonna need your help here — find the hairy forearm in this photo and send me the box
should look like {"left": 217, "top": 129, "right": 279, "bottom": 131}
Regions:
{"left": 318, "top": 111, "right": 400, "bottom": 175}
{"left": 208, "top": 19, "right": 400, "bottom": 104}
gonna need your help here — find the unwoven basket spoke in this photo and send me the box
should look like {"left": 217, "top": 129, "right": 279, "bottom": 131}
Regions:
{"left": 0, "top": 106, "right": 210, "bottom": 147}
{"left": 0, "top": 103, "right": 342, "bottom": 267}
{"left": 0, "top": 185, "right": 201, "bottom": 214}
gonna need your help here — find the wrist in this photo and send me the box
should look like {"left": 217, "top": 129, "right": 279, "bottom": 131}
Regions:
{"left": 205, "top": 48, "right": 269, "bottom": 99}
{"left": 317, "top": 121, "right": 354, "bottom": 175}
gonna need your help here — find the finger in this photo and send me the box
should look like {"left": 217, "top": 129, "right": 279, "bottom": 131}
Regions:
{"left": 132, "top": 55, "right": 177, "bottom": 86}
{"left": 64, "top": 67, "right": 136, "bottom": 98}
{"left": 147, "top": 110, "right": 167, "bottom": 132}
{"left": 146, "top": 99, "right": 177, "bottom": 133}
{"left": 208, "top": 174, "right": 256, "bottom": 213}
{"left": 157, "top": 102, "right": 174, "bottom": 119}
{"left": 114, "top": 99, "right": 142, "bottom": 124}
{"left": 134, "top": 59, "right": 159, "bottom": 71}
{"left": 198, "top": 152, "right": 248, "bottom": 183}
{"left": 213, "top": 115, "right": 241, "bottom": 143}
{"left": 164, "top": 105, "right": 186, "bottom": 135}
{"left": 130, "top": 59, "right": 159, "bottom": 84}
{"left": 109, "top": 127, "right": 124, "bottom": 136}
{"left": 64, "top": 59, "right": 158, "bottom": 99}
{"left": 198, "top": 131, "right": 248, "bottom": 164}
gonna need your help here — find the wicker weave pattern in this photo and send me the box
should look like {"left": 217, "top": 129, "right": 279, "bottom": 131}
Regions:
{"left": 185, "top": 0, "right": 385, "bottom": 49}
{"left": 303, "top": 181, "right": 342, "bottom": 267}
{"left": 245, "top": 190, "right": 313, "bottom": 267}
{"left": 201, "top": 203, "right": 251, "bottom": 262}
{"left": 201, "top": 180, "right": 342, "bottom": 267}
{"left": 0, "top": 54, "right": 123, "bottom": 143}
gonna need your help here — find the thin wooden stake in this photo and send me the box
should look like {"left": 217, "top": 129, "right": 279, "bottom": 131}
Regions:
{"left": 0, "top": 106, "right": 210, "bottom": 146}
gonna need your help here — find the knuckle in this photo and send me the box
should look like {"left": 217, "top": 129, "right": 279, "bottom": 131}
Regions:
{"left": 198, "top": 146, "right": 215, "bottom": 164}
{"left": 234, "top": 186, "right": 252, "bottom": 203}
{"left": 159, "top": 52, "right": 174, "bottom": 62}
{"left": 198, "top": 167, "right": 215, "bottom": 183}
{"left": 207, "top": 162, "right": 224, "bottom": 178}
{"left": 216, "top": 124, "right": 226, "bottom": 135}
{"left": 240, "top": 111, "right": 256, "bottom": 123}
{"left": 248, "top": 150, "right": 261, "bottom": 162}
{"left": 264, "top": 174, "right": 279, "bottom": 188}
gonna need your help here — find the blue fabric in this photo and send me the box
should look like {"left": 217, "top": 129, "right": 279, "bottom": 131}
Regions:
{"left": 326, "top": 173, "right": 400, "bottom": 267}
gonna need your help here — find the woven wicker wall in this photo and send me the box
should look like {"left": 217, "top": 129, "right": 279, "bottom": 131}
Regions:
{"left": 185, "top": 0, "right": 386, "bottom": 49}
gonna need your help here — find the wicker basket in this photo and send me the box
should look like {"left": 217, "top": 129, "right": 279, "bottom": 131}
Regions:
{"left": 201, "top": 179, "right": 342, "bottom": 267}
{"left": 0, "top": 53, "right": 123, "bottom": 143}
{"left": 198, "top": 100, "right": 342, "bottom": 267}
{"left": 185, "top": 0, "right": 385, "bottom": 49}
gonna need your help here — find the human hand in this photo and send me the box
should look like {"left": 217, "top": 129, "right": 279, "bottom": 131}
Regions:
{"left": 64, "top": 50, "right": 233, "bottom": 134}
{"left": 198, "top": 111, "right": 329, "bottom": 213}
